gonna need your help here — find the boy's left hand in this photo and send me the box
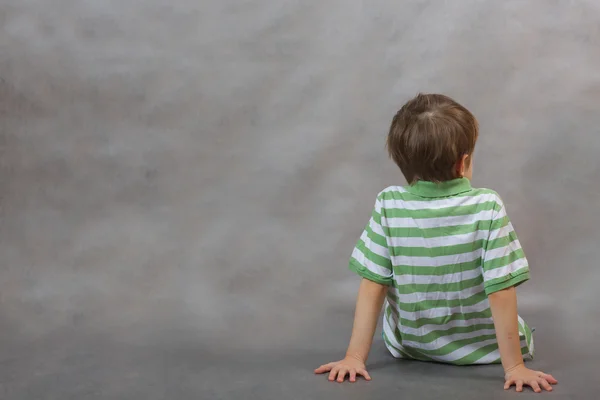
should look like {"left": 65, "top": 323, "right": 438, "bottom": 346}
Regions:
{"left": 504, "top": 364, "right": 558, "bottom": 393}
{"left": 314, "top": 356, "right": 371, "bottom": 383}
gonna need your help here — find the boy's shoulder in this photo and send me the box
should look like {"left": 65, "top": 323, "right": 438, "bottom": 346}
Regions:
{"left": 375, "top": 184, "right": 505, "bottom": 206}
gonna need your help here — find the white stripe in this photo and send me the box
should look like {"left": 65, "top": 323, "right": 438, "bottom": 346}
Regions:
{"left": 389, "top": 226, "right": 511, "bottom": 248}
{"left": 368, "top": 217, "right": 387, "bottom": 238}
{"left": 469, "top": 339, "right": 528, "bottom": 364}
{"left": 380, "top": 186, "right": 407, "bottom": 195}
{"left": 384, "top": 306, "right": 433, "bottom": 360}
{"left": 493, "top": 205, "right": 507, "bottom": 220}
{"left": 391, "top": 247, "right": 482, "bottom": 267}
{"left": 483, "top": 261, "right": 529, "bottom": 282}
{"left": 518, "top": 315, "right": 527, "bottom": 332}
{"left": 392, "top": 284, "right": 484, "bottom": 304}
{"left": 395, "top": 266, "right": 482, "bottom": 286}
{"left": 389, "top": 297, "right": 491, "bottom": 321}
{"left": 484, "top": 239, "right": 523, "bottom": 261}
{"left": 473, "top": 348, "right": 501, "bottom": 364}
{"left": 398, "top": 317, "right": 495, "bottom": 336}
{"left": 383, "top": 307, "right": 412, "bottom": 359}
{"left": 373, "top": 198, "right": 383, "bottom": 213}
{"left": 526, "top": 326, "right": 535, "bottom": 356}
{"left": 351, "top": 247, "right": 391, "bottom": 277}
{"left": 387, "top": 227, "right": 516, "bottom": 267}
{"left": 384, "top": 308, "right": 518, "bottom": 364}
{"left": 401, "top": 328, "right": 498, "bottom": 350}
{"left": 517, "top": 315, "right": 534, "bottom": 351}
{"left": 383, "top": 309, "right": 401, "bottom": 347}
{"left": 358, "top": 230, "right": 388, "bottom": 259}
{"left": 426, "top": 338, "right": 500, "bottom": 362}
{"left": 383, "top": 340, "right": 404, "bottom": 358}
{"left": 383, "top": 192, "right": 499, "bottom": 211}
{"left": 384, "top": 209, "right": 497, "bottom": 229}
{"left": 488, "top": 220, "right": 513, "bottom": 241}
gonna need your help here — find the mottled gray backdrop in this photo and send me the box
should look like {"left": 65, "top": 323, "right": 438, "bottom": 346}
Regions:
{"left": 1, "top": 0, "right": 599, "bottom": 398}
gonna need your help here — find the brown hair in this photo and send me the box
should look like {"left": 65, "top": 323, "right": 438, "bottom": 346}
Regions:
{"left": 386, "top": 93, "right": 478, "bottom": 184}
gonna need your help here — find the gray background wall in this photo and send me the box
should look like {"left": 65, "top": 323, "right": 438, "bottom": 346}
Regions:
{"left": 1, "top": 0, "right": 599, "bottom": 398}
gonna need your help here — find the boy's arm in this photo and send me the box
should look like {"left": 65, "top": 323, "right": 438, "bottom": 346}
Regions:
{"left": 488, "top": 287, "right": 526, "bottom": 371}
{"left": 315, "top": 193, "right": 392, "bottom": 382}
{"left": 489, "top": 287, "right": 558, "bottom": 393}
{"left": 483, "top": 198, "right": 557, "bottom": 392}
{"left": 314, "top": 278, "right": 387, "bottom": 382}
{"left": 345, "top": 278, "right": 388, "bottom": 362}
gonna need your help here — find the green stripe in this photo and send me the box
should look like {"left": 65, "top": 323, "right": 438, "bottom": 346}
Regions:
{"left": 393, "top": 258, "right": 482, "bottom": 276}
{"left": 484, "top": 270, "right": 529, "bottom": 295}
{"left": 389, "top": 231, "right": 515, "bottom": 258}
{"left": 383, "top": 308, "right": 425, "bottom": 360}
{"left": 382, "top": 332, "right": 412, "bottom": 359}
{"left": 363, "top": 223, "right": 388, "bottom": 247}
{"left": 354, "top": 240, "right": 391, "bottom": 269}
{"left": 387, "top": 290, "right": 487, "bottom": 312}
{"left": 489, "top": 215, "right": 509, "bottom": 231}
{"left": 394, "top": 276, "right": 484, "bottom": 295}
{"left": 519, "top": 318, "right": 533, "bottom": 355}
{"left": 387, "top": 306, "right": 493, "bottom": 329}
{"left": 452, "top": 344, "right": 529, "bottom": 365}
{"left": 394, "top": 344, "right": 433, "bottom": 362}
{"left": 391, "top": 240, "right": 482, "bottom": 257}
{"left": 390, "top": 327, "right": 435, "bottom": 361}
{"left": 385, "top": 201, "right": 500, "bottom": 219}
{"left": 453, "top": 343, "right": 499, "bottom": 365}
{"left": 372, "top": 210, "right": 382, "bottom": 225}
{"left": 408, "top": 334, "right": 498, "bottom": 356}
{"left": 349, "top": 259, "right": 392, "bottom": 285}
{"left": 378, "top": 188, "right": 498, "bottom": 202}
{"left": 487, "top": 230, "right": 517, "bottom": 250}
{"left": 484, "top": 249, "right": 526, "bottom": 270}
{"left": 387, "top": 222, "right": 494, "bottom": 239}
{"left": 517, "top": 318, "right": 525, "bottom": 342}
{"left": 400, "top": 324, "right": 496, "bottom": 343}
{"left": 383, "top": 307, "right": 415, "bottom": 359}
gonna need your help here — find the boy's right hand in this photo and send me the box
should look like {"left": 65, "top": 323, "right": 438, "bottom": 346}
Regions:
{"left": 314, "top": 356, "right": 371, "bottom": 383}
{"left": 504, "top": 364, "right": 558, "bottom": 393}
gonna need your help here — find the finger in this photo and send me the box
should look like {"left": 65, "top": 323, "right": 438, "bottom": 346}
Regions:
{"left": 358, "top": 368, "right": 372, "bottom": 381}
{"left": 336, "top": 368, "right": 348, "bottom": 383}
{"left": 504, "top": 379, "right": 513, "bottom": 390}
{"left": 315, "top": 363, "right": 334, "bottom": 374}
{"left": 349, "top": 369, "right": 357, "bottom": 383}
{"left": 328, "top": 366, "right": 339, "bottom": 381}
{"left": 539, "top": 378, "right": 553, "bottom": 392}
{"left": 530, "top": 380, "right": 541, "bottom": 393}
{"left": 539, "top": 373, "right": 558, "bottom": 384}
{"left": 516, "top": 380, "right": 524, "bottom": 392}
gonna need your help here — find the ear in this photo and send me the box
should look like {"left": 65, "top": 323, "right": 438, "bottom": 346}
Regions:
{"left": 456, "top": 154, "right": 470, "bottom": 177}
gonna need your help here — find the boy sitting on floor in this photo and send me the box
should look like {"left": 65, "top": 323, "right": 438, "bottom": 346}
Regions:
{"left": 315, "top": 93, "right": 557, "bottom": 393}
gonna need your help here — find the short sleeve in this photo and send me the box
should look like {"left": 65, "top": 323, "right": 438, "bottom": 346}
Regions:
{"left": 482, "top": 198, "right": 530, "bottom": 295}
{"left": 349, "top": 196, "right": 393, "bottom": 285}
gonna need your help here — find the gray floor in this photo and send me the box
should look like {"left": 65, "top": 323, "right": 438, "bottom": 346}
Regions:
{"left": 1, "top": 310, "right": 595, "bottom": 399}
{"left": 2, "top": 1, "right": 600, "bottom": 399}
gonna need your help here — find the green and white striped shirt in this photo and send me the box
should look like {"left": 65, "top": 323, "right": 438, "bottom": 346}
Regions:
{"left": 349, "top": 178, "right": 534, "bottom": 365}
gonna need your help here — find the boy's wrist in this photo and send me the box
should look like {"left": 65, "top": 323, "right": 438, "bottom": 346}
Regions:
{"left": 345, "top": 351, "right": 367, "bottom": 364}
{"left": 504, "top": 361, "right": 525, "bottom": 374}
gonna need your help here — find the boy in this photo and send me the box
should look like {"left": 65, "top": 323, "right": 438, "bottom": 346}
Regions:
{"left": 314, "top": 94, "right": 557, "bottom": 393}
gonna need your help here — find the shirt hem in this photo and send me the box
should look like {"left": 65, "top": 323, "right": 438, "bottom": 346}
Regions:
{"left": 349, "top": 259, "right": 393, "bottom": 286}
{"left": 484, "top": 271, "right": 530, "bottom": 295}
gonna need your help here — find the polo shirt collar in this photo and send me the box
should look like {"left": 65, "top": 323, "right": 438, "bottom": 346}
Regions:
{"left": 406, "top": 177, "right": 472, "bottom": 198}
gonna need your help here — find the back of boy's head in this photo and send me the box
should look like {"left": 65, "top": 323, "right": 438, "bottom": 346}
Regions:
{"left": 386, "top": 93, "right": 478, "bottom": 184}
